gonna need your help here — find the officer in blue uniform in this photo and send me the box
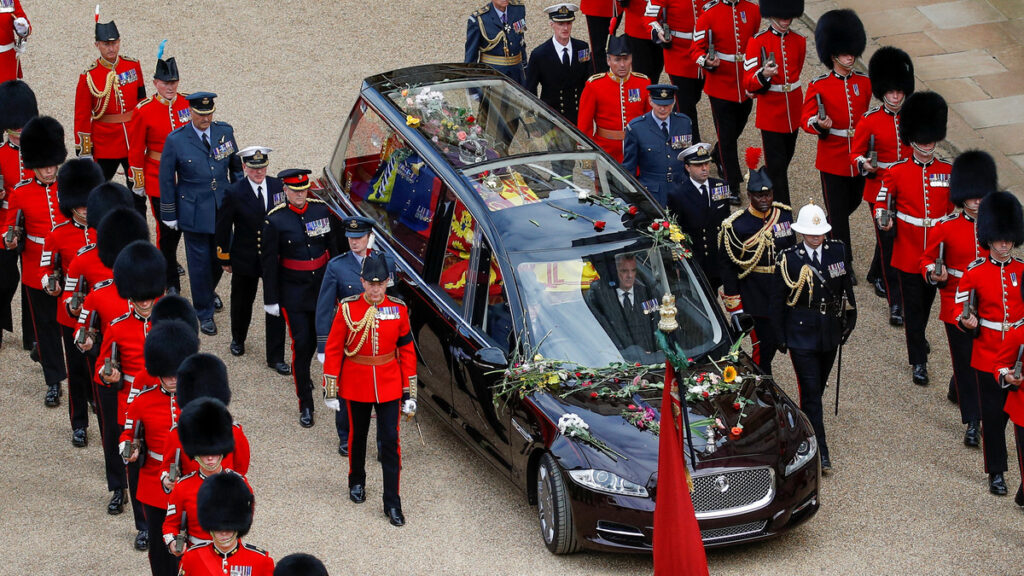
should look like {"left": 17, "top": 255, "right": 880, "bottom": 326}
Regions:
{"left": 466, "top": 0, "right": 528, "bottom": 85}
{"left": 159, "top": 92, "right": 239, "bottom": 336}
{"left": 261, "top": 168, "right": 342, "bottom": 428}
{"left": 315, "top": 216, "right": 396, "bottom": 455}
{"left": 622, "top": 84, "right": 694, "bottom": 207}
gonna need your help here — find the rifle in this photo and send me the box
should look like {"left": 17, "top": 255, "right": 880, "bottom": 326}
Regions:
{"left": 75, "top": 310, "right": 99, "bottom": 347}
{"left": 878, "top": 193, "right": 893, "bottom": 229}
{"left": 933, "top": 242, "right": 947, "bottom": 288}
{"left": 4, "top": 208, "right": 24, "bottom": 253}
{"left": 121, "top": 418, "right": 143, "bottom": 463}
{"left": 69, "top": 274, "right": 88, "bottom": 312}
{"left": 867, "top": 134, "right": 878, "bottom": 171}
{"left": 174, "top": 510, "right": 188, "bottom": 555}
{"left": 834, "top": 295, "right": 848, "bottom": 416}
{"left": 964, "top": 289, "right": 980, "bottom": 338}
{"left": 760, "top": 46, "right": 775, "bottom": 67}
{"left": 46, "top": 252, "right": 63, "bottom": 293}
{"left": 167, "top": 448, "right": 181, "bottom": 484}
{"left": 706, "top": 29, "right": 716, "bottom": 63}
{"left": 1013, "top": 345, "right": 1024, "bottom": 382}
{"left": 102, "top": 341, "right": 123, "bottom": 390}
{"left": 816, "top": 93, "right": 826, "bottom": 122}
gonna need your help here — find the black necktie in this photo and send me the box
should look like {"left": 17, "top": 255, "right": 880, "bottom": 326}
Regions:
{"left": 700, "top": 183, "right": 710, "bottom": 206}
{"left": 257, "top": 185, "right": 265, "bottom": 210}
{"left": 562, "top": 47, "right": 570, "bottom": 67}
{"left": 812, "top": 250, "right": 821, "bottom": 267}
{"left": 202, "top": 132, "right": 210, "bottom": 151}
{"left": 622, "top": 292, "right": 633, "bottom": 315}
{"left": 661, "top": 121, "right": 669, "bottom": 139}
{"left": 501, "top": 12, "right": 507, "bottom": 25}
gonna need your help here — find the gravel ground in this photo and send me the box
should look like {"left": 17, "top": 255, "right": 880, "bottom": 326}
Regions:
{"left": 2, "top": 1, "right": 1023, "bottom": 574}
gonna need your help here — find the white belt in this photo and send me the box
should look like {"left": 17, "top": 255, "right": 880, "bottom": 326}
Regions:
{"left": 189, "top": 536, "right": 211, "bottom": 546}
{"left": 715, "top": 53, "right": 743, "bottom": 63}
{"left": 895, "top": 211, "right": 939, "bottom": 228}
{"left": 828, "top": 128, "right": 855, "bottom": 138}
{"left": 980, "top": 318, "right": 1024, "bottom": 332}
{"left": 124, "top": 374, "right": 136, "bottom": 383}
{"left": 147, "top": 450, "right": 164, "bottom": 462}
{"left": 876, "top": 161, "right": 896, "bottom": 169}
{"left": 768, "top": 81, "right": 801, "bottom": 93}
{"left": 947, "top": 268, "right": 963, "bottom": 278}
{"left": 26, "top": 234, "right": 44, "bottom": 244}
{"left": 670, "top": 30, "right": 694, "bottom": 40}
{"left": 0, "top": 43, "right": 14, "bottom": 54}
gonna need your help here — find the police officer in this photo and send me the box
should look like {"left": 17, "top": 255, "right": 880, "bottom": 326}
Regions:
{"left": 322, "top": 252, "right": 418, "bottom": 527}
{"left": 577, "top": 35, "right": 650, "bottom": 163}
{"left": 0, "top": 0, "right": 29, "bottom": 83}
{"left": 525, "top": 4, "right": 594, "bottom": 124}
{"left": 315, "top": 216, "right": 395, "bottom": 455}
{"left": 73, "top": 15, "right": 146, "bottom": 209}
{"left": 466, "top": 0, "right": 528, "bottom": 85}
{"left": 159, "top": 92, "right": 238, "bottom": 336}
{"left": 666, "top": 142, "right": 732, "bottom": 289}
{"left": 774, "top": 202, "right": 856, "bottom": 472}
{"left": 261, "top": 169, "right": 339, "bottom": 428}
{"left": 622, "top": 84, "right": 693, "bottom": 207}
{"left": 215, "top": 146, "right": 288, "bottom": 375}
{"left": 719, "top": 150, "right": 795, "bottom": 373}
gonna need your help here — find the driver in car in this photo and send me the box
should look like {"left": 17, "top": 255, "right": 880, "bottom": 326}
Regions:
{"left": 587, "top": 252, "right": 660, "bottom": 357}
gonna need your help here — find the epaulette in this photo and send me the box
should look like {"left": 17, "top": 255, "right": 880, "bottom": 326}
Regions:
{"left": 772, "top": 201, "right": 792, "bottom": 212}
{"left": 509, "top": 0, "right": 525, "bottom": 4}
{"left": 307, "top": 197, "right": 325, "bottom": 204}
{"left": 473, "top": 3, "right": 491, "bottom": 17}
{"left": 890, "top": 158, "right": 910, "bottom": 168}
{"left": 1015, "top": 256, "right": 1024, "bottom": 264}
{"left": 386, "top": 295, "right": 407, "bottom": 307}
{"left": 121, "top": 55, "right": 139, "bottom": 63}
{"left": 721, "top": 208, "right": 744, "bottom": 228}
{"left": 810, "top": 72, "right": 829, "bottom": 83}
{"left": 703, "top": 0, "right": 719, "bottom": 9}
{"left": 967, "top": 257, "right": 986, "bottom": 270}
{"left": 753, "top": 28, "right": 770, "bottom": 38}
{"left": 340, "top": 294, "right": 361, "bottom": 303}
{"left": 95, "top": 278, "right": 113, "bottom": 289}
{"left": 77, "top": 243, "right": 96, "bottom": 256}
{"left": 212, "top": 120, "right": 232, "bottom": 127}
{"left": 137, "top": 95, "right": 154, "bottom": 107}
{"left": 110, "top": 311, "right": 132, "bottom": 325}
{"left": 935, "top": 158, "right": 953, "bottom": 166}
{"left": 13, "top": 179, "right": 32, "bottom": 190}
{"left": 780, "top": 244, "right": 801, "bottom": 256}
{"left": 852, "top": 70, "right": 868, "bottom": 77}
{"left": 51, "top": 221, "right": 70, "bottom": 231}
{"left": 243, "top": 543, "right": 270, "bottom": 555}
{"left": 936, "top": 212, "right": 958, "bottom": 224}
{"left": 179, "top": 91, "right": 190, "bottom": 99}
{"left": 188, "top": 541, "right": 212, "bottom": 551}
{"left": 83, "top": 61, "right": 98, "bottom": 74}
{"left": 179, "top": 470, "right": 198, "bottom": 482}
{"left": 631, "top": 71, "right": 650, "bottom": 80}
{"left": 587, "top": 72, "right": 605, "bottom": 83}
{"left": 135, "top": 384, "right": 159, "bottom": 396}
{"left": 864, "top": 105, "right": 881, "bottom": 116}
{"left": 267, "top": 203, "right": 288, "bottom": 216}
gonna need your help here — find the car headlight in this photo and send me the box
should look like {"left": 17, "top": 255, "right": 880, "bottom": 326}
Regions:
{"left": 785, "top": 436, "right": 817, "bottom": 476}
{"left": 567, "top": 469, "right": 649, "bottom": 498}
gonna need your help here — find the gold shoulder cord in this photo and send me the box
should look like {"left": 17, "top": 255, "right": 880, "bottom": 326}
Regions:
{"left": 720, "top": 209, "right": 782, "bottom": 279}
{"left": 342, "top": 303, "right": 378, "bottom": 357}
{"left": 477, "top": 14, "right": 506, "bottom": 54}
{"left": 779, "top": 253, "right": 814, "bottom": 306}
{"left": 86, "top": 66, "right": 117, "bottom": 120}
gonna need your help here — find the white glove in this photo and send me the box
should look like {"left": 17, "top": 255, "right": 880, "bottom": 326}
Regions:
{"left": 402, "top": 398, "right": 417, "bottom": 416}
{"left": 165, "top": 220, "right": 179, "bottom": 231}
{"left": 13, "top": 17, "right": 29, "bottom": 37}
{"left": 118, "top": 441, "right": 129, "bottom": 462}
{"left": 324, "top": 398, "right": 341, "bottom": 412}
{"left": 317, "top": 353, "right": 325, "bottom": 364}
{"left": 264, "top": 303, "right": 280, "bottom": 317}
{"left": 132, "top": 186, "right": 146, "bottom": 198}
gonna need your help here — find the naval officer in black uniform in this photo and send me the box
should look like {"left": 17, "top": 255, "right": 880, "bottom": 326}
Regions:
{"left": 525, "top": 3, "right": 595, "bottom": 124}
{"left": 667, "top": 142, "right": 732, "bottom": 289}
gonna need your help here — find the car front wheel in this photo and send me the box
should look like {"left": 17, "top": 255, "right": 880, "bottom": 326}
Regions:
{"left": 537, "top": 452, "right": 579, "bottom": 554}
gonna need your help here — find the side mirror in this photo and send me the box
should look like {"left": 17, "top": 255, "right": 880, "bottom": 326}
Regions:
{"left": 474, "top": 346, "right": 508, "bottom": 369}
{"left": 731, "top": 312, "right": 755, "bottom": 335}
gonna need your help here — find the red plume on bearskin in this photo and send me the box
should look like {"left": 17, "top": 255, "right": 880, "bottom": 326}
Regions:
{"left": 745, "top": 147, "right": 763, "bottom": 171}
{"left": 609, "top": 16, "right": 618, "bottom": 35}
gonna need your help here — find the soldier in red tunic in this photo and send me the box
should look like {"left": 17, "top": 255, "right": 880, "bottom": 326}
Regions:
{"left": 957, "top": 191, "right": 1024, "bottom": 498}
{"left": 580, "top": 0, "right": 614, "bottom": 73}
{"left": 0, "top": 0, "right": 29, "bottom": 83}
{"left": 44, "top": 159, "right": 105, "bottom": 446}
{"left": 4, "top": 115, "right": 68, "bottom": 406}
{"left": 920, "top": 151, "right": 995, "bottom": 448}
{"left": 178, "top": 470, "right": 273, "bottom": 576}
{"left": 73, "top": 16, "right": 146, "bottom": 211}
{"left": 742, "top": 0, "right": 805, "bottom": 206}
{"left": 0, "top": 80, "right": 36, "bottom": 350}
{"left": 802, "top": 9, "right": 870, "bottom": 269}
{"left": 577, "top": 35, "right": 650, "bottom": 163}
{"left": 690, "top": 0, "right": 760, "bottom": 203}
{"left": 129, "top": 43, "right": 189, "bottom": 293}
{"left": 122, "top": 319, "right": 198, "bottom": 576}
{"left": 323, "top": 252, "right": 418, "bottom": 527}
{"left": 644, "top": 0, "right": 706, "bottom": 142}
{"left": 875, "top": 92, "right": 952, "bottom": 387}
{"left": 852, "top": 47, "right": 914, "bottom": 324}
{"left": 992, "top": 308, "right": 1024, "bottom": 508}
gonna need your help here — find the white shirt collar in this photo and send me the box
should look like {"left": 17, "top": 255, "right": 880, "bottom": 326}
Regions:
{"left": 803, "top": 243, "right": 821, "bottom": 260}
{"left": 248, "top": 177, "right": 265, "bottom": 193}
{"left": 192, "top": 123, "right": 211, "bottom": 142}
{"left": 552, "top": 37, "right": 571, "bottom": 59}
{"left": 691, "top": 177, "right": 708, "bottom": 191}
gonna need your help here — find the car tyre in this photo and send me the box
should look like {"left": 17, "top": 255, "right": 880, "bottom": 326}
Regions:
{"left": 537, "top": 453, "right": 579, "bottom": 554}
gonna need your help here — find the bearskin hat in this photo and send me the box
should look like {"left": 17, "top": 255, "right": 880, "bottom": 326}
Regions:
{"left": 151, "top": 295, "right": 199, "bottom": 334}
{"left": 86, "top": 182, "right": 133, "bottom": 229}
{"left": 759, "top": 0, "right": 804, "bottom": 20}
{"left": 20, "top": 116, "right": 67, "bottom": 169}
{"left": 0, "top": 80, "right": 38, "bottom": 132}
{"left": 950, "top": 150, "right": 998, "bottom": 207}
{"left": 97, "top": 208, "right": 148, "bottom": 268}
{"left": 56, "top": 159, "right": 105, "bottom": 218}
{"left": 976, "top": 191, "right": 1024, "bottom": 248}
{"left": 178, "top": 397, "right": 235, "bottom": 459}
{"left": 814, "top": 9, "right": 866, "bottom": 66}
{"left": 274, "top": 554, "right": 329, "bottom": 576}
{"left": 899, "top": 91, "right": 947, "bottom": 145}
{"left": 868, "top": 46, "right": 915, "bottom": 101}
{"left": 197, "top": 471, "right": 253, "bottom": 537}
{"left": 176, "top": 353, "right": 231, "bottom": 408}
{"left": 144, "top": 320, "right": 199, "bottom": 378}
{"left": 113, "top": 240, "right": 166, "bottom": 301}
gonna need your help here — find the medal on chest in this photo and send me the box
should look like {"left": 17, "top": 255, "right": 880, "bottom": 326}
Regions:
{"left": 670, "top": 134, "right": 692, "bottom": 149}
{"left": 828, "top": 261, "right": 846, "bottom": 278}
{"left": 627, "top": 88, "right": 641, "bottom": 103}
{"left": 176, "top": 108, "right": 191, "bottom": 125}
{"left": 230, "top": 566, "right": 253, "bottom": 576}
{"left": 304, "top": 217, "right": 331, "bottom": 237}
{"left": 212, "top": 138, "right": 235, "bottom": 161}
{"left": 929, "top": 173, "right": 950, "bottom": 188}
{"left": 116, "top": 68, "right": 138, "bottom": 87}
{"left": 710, "top": 184, "right": 730, "bottom": 201}
{"left": 773, "top": 221, "right": 792, "bottom": 238}
{"left": 377, "top": 306, "right": 401, "bottom": 320}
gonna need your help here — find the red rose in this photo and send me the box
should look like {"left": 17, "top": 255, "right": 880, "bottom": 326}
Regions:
{"left": 730, "top": 426, "right": 743, "bottom": 439}
{"left": 466, "top": 115, "right": 476, "bottom": 123}
{"left": 733, "top": 402, "right": 741, "bottom": 410}
{"left": 628, "top": 205, "right": 639, "bottom": 215}
{"left": 628, "top": 404, "right": 636, "bottom": 410}
{"left": 594, "top": 220, "right": 606, "bottom": 231}
{"left": 583, "top": 380, "right": 592, "bottom": 387}
{"left": 634, "top": 362, "right": 641, "bottom": 367}
{"left": 590, "top": 392, "right": 599, "bottom": 398}
{"left": 651, "top": 222, "right": 661, "bottom": 231}
{"left": 702, "top": 391, "right": 710, "bottom": 398}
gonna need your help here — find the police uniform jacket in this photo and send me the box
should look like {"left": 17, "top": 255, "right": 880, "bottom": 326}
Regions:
{"left": 40, "top": 219, "right": 92, "bottom": 327}
{"left": 525, "top": 37, "right": 593, "bottom": 124}
{"left": 215, "top": 176, "right": 284, "bottom": 277}
{"left": 128, "top": 92, "right": 191, "bottom": 197}
{"left": 0, "top": 0, "right": 29, "bottom": 83}
{"left": 801, "top": 70, "right": 872, "bottom": 176}
{"left": 465, "top": 1, "right": 528, "bottom": 84}
{"left": 577, "top": 71, "right": 651, "bottom": 163}
{"left": 851, "top": 106, "right": 904, "bottom": 203}
{"left": 119, "top": 384, "right": 177, "bottom": 508}
{"left": 955, "top": 256, "right": 1024, "bottom": 373}
{"left": 73, "top": 55, "right": 145, "bottom": 159}
{"left": 178, "top": 539, "right": 273, "bottom": 576}
{"left": 645, "top": 0, "right": 704, "bottom": 79}
{"left": 719, "top": 203, "right": 794, "bottom": 316}
{"left": 773, "top": 240, "right": 856, "bottom": 351}
{"left": 158, "top": 121, "right": 238, "bottom": 234}
{"left": 260, "top": 198, "right": 338, "bottom": 312}
{"left": 322, "top": 294, "right": 417, "bottom": 404}
{"left": 691, "top": 0, "right": 761, "bottom": 102}
{"left": 666, "top": 175, "right": 731, "bottom": 281}
{"left": 623, "top": 111, "right": 693, "bottom": 206}
{"left": 743, "top": 26, "right": 806, "bottom": 134}
{"left": 873, "top": 156, "right": 953, "bottom": 274}
{"left": 5, "top": 178, "right": 66, "bottom": 286}
{"left": 919, "top": 211, "right": 987, "bottom": 324}
{"left": 315, "top": 249, "right": 396, "bottom": 354}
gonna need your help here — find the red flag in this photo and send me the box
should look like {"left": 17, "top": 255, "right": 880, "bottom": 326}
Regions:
{"left": 653, "top": 362, "right": 709, "bottom": 576}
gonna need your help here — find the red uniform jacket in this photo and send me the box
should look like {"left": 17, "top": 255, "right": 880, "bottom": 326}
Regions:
{"left": 801, "top": 70, "right": 871, "bottom": 176}
{"left": 993, "top": 327, "right": 1024, "bottom": 427}
{"left": 873, "top": 157, "right": 953, "bottom": 273}
{"left": 96, "top": 305, "right": 156, "bottom": 422}
{"left": 920, "top": 212, "right": 987, "bottom": 325}
{"left": 743, "top": 27, "right": 805, "bottom": 133}
{"left": 39, "top": 219, "right": 93, "bottom": 327}
{"left": 120, "top": 385, "right": 178, "bottom": 508}
{"left": 955, "top": 256, "right": 1024, "bottom": 373}
{"left": 5, "top": 179, "right": 66, "bottom": 286}
{"left": 323, "top": 294, "right": 417, "bottom": 404}
{"left": 623, "top": 0, "right": 652, "bottom": 38}
{"left": 645, "top": 0, "right": 703, "bottom": 78}
{"left": 577, "top": 71, "right": 651, "bottom": 163}
{"left": 851, "top": 106, "right": 905, "bottom": 203}
{"left": 178, "top": 540, "right": 273, "bottom": 576}
{"left": 690, "top": 0, "right": 760, "bottom": 103}
{"left": 580, "top": 0, "right": 615, "bottom": 17}
{"left": 160, "top": 422, "right": 251, "bottom": 482}
{"left": 73, "top": 56, "right": 145, "bottom": 159}
{"left": 128, "top": 93, "right": 191, "bottom": 197}
{"left": 163, "top": 469, "right": 253, "bottom": 551}
{"left": 0, "top": 0, "right": 29, "bottom": 83}
{"left": 0, "top": 141, "right": 31, "bottom": 227}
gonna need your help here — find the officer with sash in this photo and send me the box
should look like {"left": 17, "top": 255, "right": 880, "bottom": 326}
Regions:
{"left": 466, "top": 0, "right": 528, "bottom": 85}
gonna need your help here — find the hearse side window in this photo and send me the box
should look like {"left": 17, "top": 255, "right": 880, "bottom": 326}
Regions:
{"left": 468, "top": 235, "right": 512, "bottom": 352}
{"left": 435, "top": 199, "right": 477, "bottom": 313}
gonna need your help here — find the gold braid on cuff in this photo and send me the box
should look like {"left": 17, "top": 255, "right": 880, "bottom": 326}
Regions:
{"left": 323, "top": 375, "right": 338, "bottom": 399}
